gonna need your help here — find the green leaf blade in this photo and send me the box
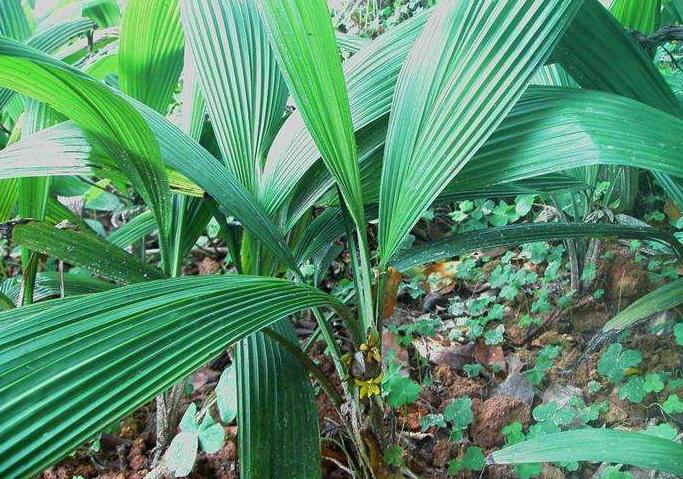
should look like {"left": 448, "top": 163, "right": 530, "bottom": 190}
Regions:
{"left": 378, "top": 0, "right": 583, "bottom": 265}
{"left": 181, "top": 0, "right": 288, "bottom": 194}
{"left": 5, "top": 220, "right": 164, "bottom": 284}
{"left": 0, "top": 275, "right": 349, "bottom": 479}
{"left": 490, "top": 428, "right": 683, "bottom": 475}
{"left": 0, "top": 39, "right": 172, "bottom": 266}
{"left": 119, "top": 0, "right": 185, "bottom": 114}
{"left": 256, "top": 0, "right": 365, "bottom": 226}
{"left": 236, "top": 322, "right": 321, "bottom": 478}
{"left": 390, "top": 222, "right": 680, "bottom": 272}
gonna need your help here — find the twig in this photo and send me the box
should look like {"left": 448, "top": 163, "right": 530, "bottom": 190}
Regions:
{"left": 634, "top": 25, "right": 683, "bottom": 48}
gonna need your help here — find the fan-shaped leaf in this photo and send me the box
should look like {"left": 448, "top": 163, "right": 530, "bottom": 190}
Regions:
{"left": 0, "top": 39, "right": 172, "bottom": 266}
{"left": 0, "top": 0, "right": 31, "bottom": 41}
{"left": 2, "top": 220, "right": 164, "bottom": 284}
{"left": 378, "top": 0, "right": 583, "bottom": 266}
{"left": 181, "top": 0, "right": 287, "bottom": 194}
{"left": 236, "top": 322, "right": 321, "bottom": 478}
{"left": 449, "top": 88, "right": 683, "bottom": 191}
{"left": 260, "top": 10, "right": 429, "bottom": 216}
{"left": 0, "top": 100, "right": 300, "bottom": 273}
{"left": 120, "top": 0, "right": 184, "bottom": 114}
{"left": 256, "top": 0, "right": 365, "bottom": 226}
{"left": 610, "top": 0, "right": 661, "bottom": 34}
{"left": 557, "top": 0, "right": 683, "bottom": 207}
{"left": 0, "top": 275, "right": 349, "bottom": 478}
{"left": 390, "top": 223, "right": 681, "bottom": 272}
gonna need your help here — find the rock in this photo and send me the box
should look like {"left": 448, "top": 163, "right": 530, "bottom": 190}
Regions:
{"left": 494, "top": 356, "right": 534, "bottom": 406}
{"left": 606, "top": 255, "right": 648, "bottom": 300}
{"left": 428, "top": 342, "right": 475, "bottom": 369}
{"left": 433, "top": 365, "right": 484, "bottom": 399}
{"left": 474, "top": 342, "right": 506, "bottom": 372}
{"left": 432, "top": 439, "right": 458, "bottom": 467}
{"left": 471, "top": 396, "right": 531, "bottom": 448}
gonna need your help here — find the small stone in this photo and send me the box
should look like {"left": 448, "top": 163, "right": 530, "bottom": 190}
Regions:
{"left": 433, "top": 365, "right": 484, "bottom": 399}
{"left": 494, "top": 356, "right": 534, "bottom": 406}
{"left": 429, "top": 342, "right": 475, "bottom": 369}
{"left": 471, "top": 396, "right": 531, "bottom": 448}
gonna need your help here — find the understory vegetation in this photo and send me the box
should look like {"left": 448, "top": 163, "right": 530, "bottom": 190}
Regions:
{"left": 1, "top": 0, "right": 683, "bottom": 478}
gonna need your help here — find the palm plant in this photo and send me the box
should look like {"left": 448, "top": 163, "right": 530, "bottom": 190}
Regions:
{"left": 1, "top": 0, "right": 683, "bottom": 478}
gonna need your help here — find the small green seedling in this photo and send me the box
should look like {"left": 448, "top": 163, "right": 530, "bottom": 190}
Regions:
{"left": 524, "top": 345, "right": 562, "bottom": 386}
{"left": 597, "top": 343, "right": 642, "bottom": 384}
{"left": 674, "top": 323, "right": 683, "bottom": 346}
{"left": 645, "top": 423, "right": 678, "bottom": 440}
{"left": 216, "top": 364, "right": 238, "bottom": 423}
{"left": 382, "top": 353, "right": 421, "bottom": 408}
{"left": 463, "top": 363, "right": 483, "bottom": 378}
{"left": 419, "top": 396, "right": 474, "bottom": 442}
{"left": 167, "top": 403, "right": 225, "bottom": 477}
{"left": 662, "top": 394, "right": 683, "bottom": 414}
{"left": 448, "top": 446, "right": 485, "bottom": 475}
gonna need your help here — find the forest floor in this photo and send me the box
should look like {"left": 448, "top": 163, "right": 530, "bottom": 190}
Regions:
{"left": 40, "top": 233, "right": 683, "bottom": 479}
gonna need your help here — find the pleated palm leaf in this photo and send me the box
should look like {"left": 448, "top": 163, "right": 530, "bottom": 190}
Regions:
{"left": 0, "top": 0, "right": 682, "bottom": 478}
